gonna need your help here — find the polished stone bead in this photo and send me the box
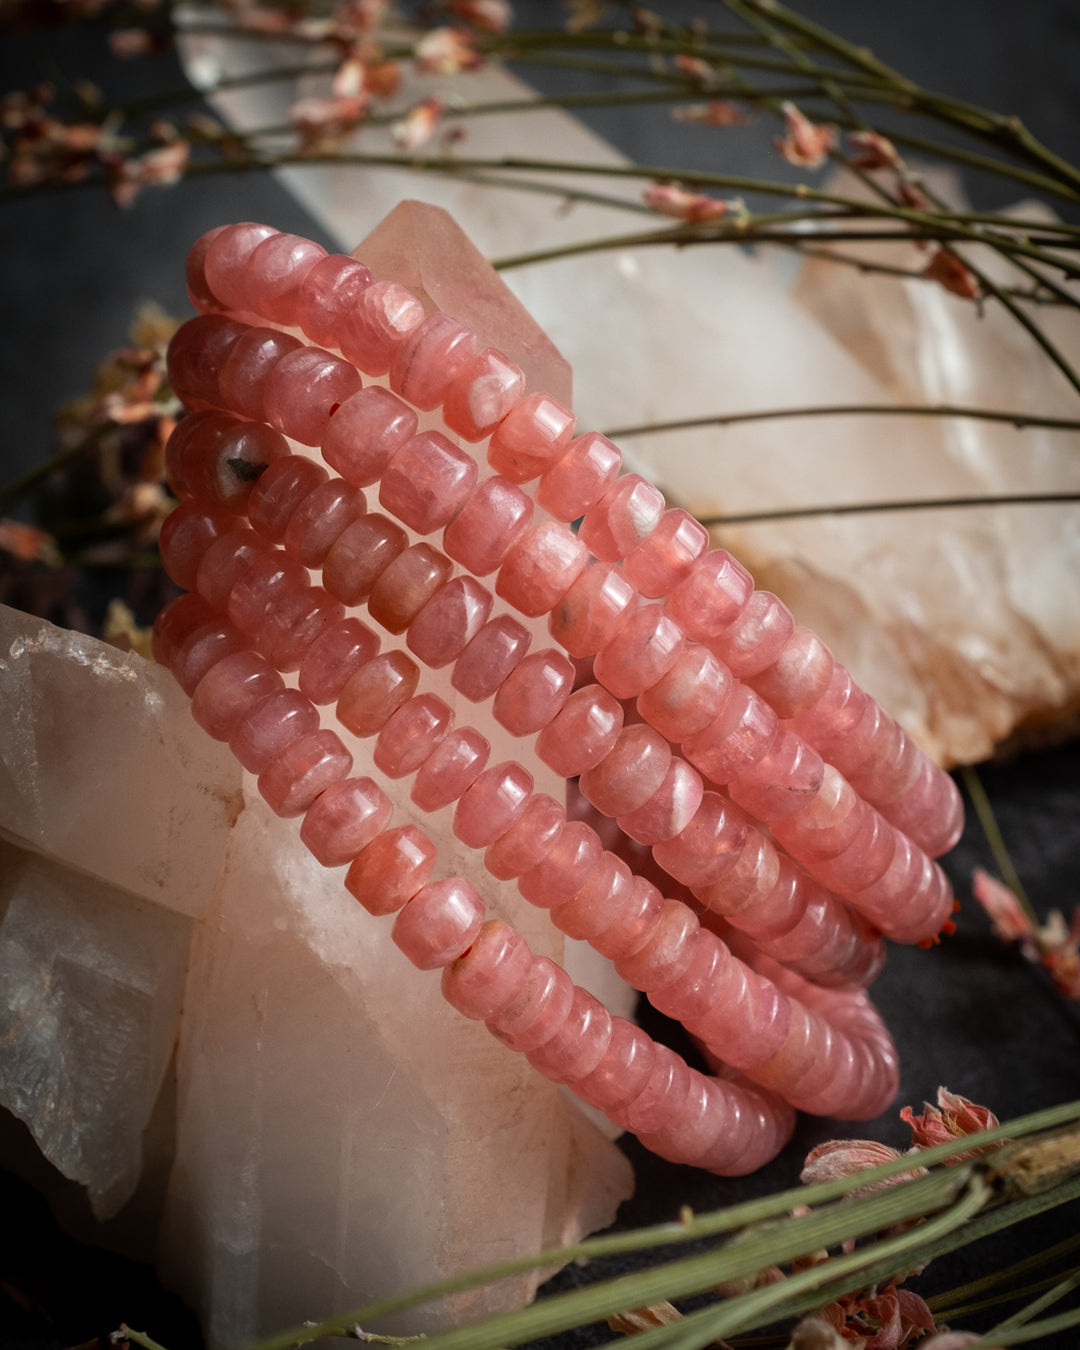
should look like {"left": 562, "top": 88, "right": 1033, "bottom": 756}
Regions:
{"left": 535, "top": 683, "right": 623, "bottom": 777}
{"left": 589, "top": 876, "right": 664, "bottom": 961}
{"left": 159, "top": 499, "right": 236, "bottom": 591}
{"left": 441, "top": 920, "right": 533, "bottom": 1021}
{"left": 411, "top": 726, "right": 490, "bottom": 812}
{"left": 484, "top": 794, "right": 566, "bottom": 881}
{"left": 299, "top": 775, "right": 393, "bottom": 867}
{"left": 622, "top": 508, "right": 708, "bottom": 598}
{"left": 593, "top": 604, "right": 684, "bottom": 700}
{"left": 218, "top": 326, "right": 303, "bottom": 423}
{"left": 636, "top": 642, "right": 732, "bottom": 742}
{"left": 810, "top": 809, "right": 897, "bottom": 894}
{"left": 202, "top": 221, "right": 278, "bottom": 310}
{"left": 848, "top": 721, "right": 923, "bottom": 805}
{"left": 297, "top": 616, "right": 380, "bottom": 704}
{"left": 486, "top": 955, "right": 574, "bottom": 1052}
{"left": 771, "top": 764, "right": 866, "bottom": 861}
{"left": 283, "top": 478, "right": 366, "bottom": 567}
{"left": 206, "top": 421, "right": 293, "bottom": 511}
{"left": 535, "top": 430, "right": 621, "bottom": 522}
{"left": 170, "top": 619, "right": 250, "bottom": 697}
{"left": 257, "top": 584, "right": 346, "bottom": 672}
{"left": 709, "top": 589, "right": 795, "bottom": 679}
{"left": 389, "top": 312, "right": 476, "bottom": 410}
{"left": 379, "top": 429, "right": 478, "bottom": 534}
{"left": 573, "top": 1017, "right": 655, "bottom": 1112}
{"left": 887, "top": 761, "right": 965, "bottom": 858}
{"left": 244, "top": 232, "right": 327, "bottom": 326}
{"left": 578, "top": 723, "right": 672, "bottom": 817}
{"left": 637, "top": 1073, "right": 741, "bottom": 1169}
{"left": 496, "top": 521, "right": 588, "bottom": 617}
{"left": 549, "top": 852, "right": 633, "bottom": 943}
{"left": 165, "top": 409, "right": 236, "bottom": 498}
{"left": 617, "top": 758, "right": 704, "bottom": 846}
{"left": 443, "top": 347, "right": 525, "bottom": 441}
{"left": 191, "top": 649, "right": 285, "bottom": 741}
{"left": 368, "top": 543, "right": 454, "bottom": 635}
{"left": 336, "top": 650, "right": 420, "bottom": 737}
{"left": 322, "top": 512, "right": 407, "bottom": 606}
{"left": 167, "top": 315, "right": 246, "bottom": 409}
{"left": 258, "top": 727, "right": 353, "bottom": 817}
{"left": 339, "top": 279, "right": 425, "bottom": 376}
{"left": 518, "top": 820, "right": 602, "bottom": 909}
{"left": 453, "top": 760, "right": 534, "bottom": 849}
{"left": 666, "top": 549, "right": 754, "bottom": 641}
{"left": 648, "top": 930, "right": 732, "bottom": 1023}
{"left": 747, "top": 625, "right": 835, "bottom": 719}
{"left": 695, "top": 828, "right": 779, "bottom": 918}
{"left": 653, "top": 792, "right": 750, "bottom": 889}
{"left": 451, "top": 613, "right": 531, "bottom": 702}
{"left": 614, "top": 899, "right": 699, "bottom": 992}
{"left": 321, "top": 386, "right": 418, "bottom": 487}
{"left": 406, "top": 575, "right": 493, "bottom": 669}
{"left": 226, "top": 551, "right": 309, "bottom": 637}
{"left": 487, "top": 391, "right": 574, "bottom": 483}
{"left": 616, "top": 1044, "right": 692, "bottom": 1135}
{"left": 228, "top": 687, "right": 320, "bottom": 773}
{"left": 526, "top": 988, "right": 613, "bottom": 1083}
{"left": 492, "top": 648, "right": 575, "bottom": 735}
{"left": 263, "top": 346, "right": 363, "bottom": 446}
{"left": 185, "top": 224, "right": 229, "bottom": 312}
{"left": 373, "top": 693, "right": 452, "bottom": 778}
{"left": 345, "top": 824, "right": 436, "bottom": 915}
{"left": 152, "top": 592, "right": 215, "bottom": 670}
{"left": 392, "top": 878, "right": 486, "bottom": 971}
{"left": 579, "top": 473, "right": 665, "bottom": 562}
{"left": 547, "top": 561, "right": 636, "bottom": 659}
{"left": 725, "top": 855, "right": 808, "bottom": 943}
{"left": 442, "top": 475, "right": 533, "bottom": 576}
{"left": 248, "top": 455, "right": 330, "bottom": 542}
{"left": 295, "top": 253, "right": 374, "bottom": 349}
{"left": 727, "top": 728, "right": 825, "bottom": 821}
{"left": 681, "top": 683, "right": 779, "bottom": 784}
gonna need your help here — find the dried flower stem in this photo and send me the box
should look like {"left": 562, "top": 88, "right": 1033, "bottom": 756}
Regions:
{"left": 961, "top": 766, "right": 1037, "bottom": 924}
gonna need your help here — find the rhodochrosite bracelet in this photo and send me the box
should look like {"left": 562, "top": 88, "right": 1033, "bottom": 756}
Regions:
{"left": 154, "top": 220, "right": 964, "bottom": 1176}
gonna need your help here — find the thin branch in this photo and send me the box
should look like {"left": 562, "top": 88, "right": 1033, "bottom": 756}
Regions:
{"left": 697, "top": 493, "right": 1080, "bottom": 528}
{"left": 960, "top": 765, "right": 1037, "bottom": 923}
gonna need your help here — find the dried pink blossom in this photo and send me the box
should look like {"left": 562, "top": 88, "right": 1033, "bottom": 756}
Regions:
{"left": 291, "top": 95, "right": 368, "bottom": 153}
{"left": 447, "top": 0, "right": 511, "bottom": 32}
{"left": 775, "top": 101, "right": 836, "bottom": 168}
{"left": 108, "top": 27, "right": 158, "bottom": 58}
{"left": 897, "top": 179, "right": 930, "bottom": 211}
{"left": 415, "top": 26, "right": 481, "bottom": 74}
{"left": 392, "top": 97, "right": 444, "bottom": 153}
{"left": 847, "top": 129, "right": 899, "bottom": 171}
{"left": 673, "top": 53, "right": 714, "bottom": 86}
{"left": 790, "top": 1316, "right": 852, "bottom": 1349}
{"left": 921, "top": 247, "right": 979, "bottom": 300}
{"left": 860, "top": 1288, "right": 936, "bottom": 1349}
{"left": 642, "top": 183, "right": 736, "bottom": 224}
{"left": 800, "top": 1137, "right": 924, "bottom": 1190}
{"left": 1039, "top": 906, "right": 1080, "bottom": 1000}
{"left": 672, "top": 100, "right": 748, "bottom": 127}
{"left": 0, "top": 519, "right": 59, "bottom": 564}
{"left": 900, "top": 1086, "right": 999, "bottom": 1157}
{"left": 972, "top": 868, "right": 1038, "bottom": 953}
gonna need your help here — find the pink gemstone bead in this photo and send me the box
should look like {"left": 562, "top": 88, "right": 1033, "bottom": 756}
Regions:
{"left": 185, "top": 224, "right": 228, "bottom": 312}
{"left": 849, "top": 724, "right": 923, "bottom": 806}
{"left": 283, "top": 479, "right": 366, "bottom": 567}
{"left": 579, "top": 473, "right": 665, "bottom": 563}
{"left": 368, "top": 543, "right": 453, "bottom": 636}
{"left": 487, "top": 956, "right": 574, "bottom": 1053}
{"left": 159, "top": 499, "right": 235, "bottom": 590}
{"left": 747, "top": 625, "right": 835, "bottom": 719}
{"left": 339, "top": 279, "right": 425, "bottom": 376}
{"left": 666, "top": 549, "right": 754, "bottom": 642}
{"left": 536, "top": 431, "right": 621, "bottom": 523}
{"left": 263, "top": 346, "right": 363, "bottom": 446}
{"left": 535, "top": 683, "right": 623, "bottom": 777}
{"left": 299, "top": 775, "right": 393, "bottom": 867}
{"left": 526, "top": 988, "right": 613, "bottom": 1083}
{"left": 258, "top": 728, "right": 353, "bottom": 817}
{"left": 336, "top": 649, "right": 420, "bottom": 737}
{"left": 590, "top": 876, "right": 665, "bottom": 961}
{"left": 638, "top": 1074, "right": 740, "bottom": 1169}
{"left": 191, "top": 649, "right": 284, "bottom": 741}
{"left": 295, "top": 253, "right": 374, "bottom": 349}
{"left": 746, "top": 1001, "right": 820, "bottom": 1095}
{"left": 578, "top": 723, "right": 672, "bottom": 817}
{"left": 441, "top": 920, "right": 533, "bottom": 1021}
{"left": 167, "top": 315, "right": 246, "bottom": 409}
{"left": 484, "top": 794, "right": 566, "bottom": 881}
{"left": 652, "top": 792, "right": 749, "bottom": 889}
{"left": 322, "top": 513, "right": 407, "bottom": 606}
{"left": 573, "top": 1017, "right": 655, "bottom": 1112}
{"left": 617, "top": 1044, "right": 693, "bottom": 1135}
{"left": 453, "top": 761, "right": 533, "bottom": 849}
{"left": 226, "top": 551, "right": 309, "bottom": 637}
{"left": 170, "top": 619, "right": 250, "bottom": 697}
{"left": 549, "top": 852, "right": 633, "bottom": 942}
{"left": 165, "top": 409, "right": 233, "bottom": 497}
{"left": 194, "top": 528, "right": 264, "bottom": 612}
{"left": 228, "top": 687, "right": 320, "bottom": 773}
{"left": 345, "top": 824, "right": 436, "bottom": 916}
{"left": 622, "top": 508, "right": 708, "bottom": 599}
{"left": 248, "top": 455, "right": 330, "bottom": 543}
{"left": 615, "top": 899, "right": 699, "bottom": 992}
{"left": 636, "top": 643, "right": 732, "bottom": 742}
{"left": 373, "top": 693, "right": 452, "bottom": 778}
{"left": 443, "top": 347, "right": 525, "bottom": 441}
{"left": 593, "top": 604, "right": 684, "bottom": 700}
{"left": 710, "top": 590, "right": 795, "bottom": 679}
{"left": 202, "top": 221, "right": 278, "bottom": 310}
{"left": 682, "top": 683, "right": 779, "bottom": 784}
{"left": 648, "top": 930, "right": 732, "bottom": 1022}
{"left": 392, "top": 878, "right": 485, "bottom": 971}
{"left": 451, "top": 614, "right": 531, "bottom": 702}
{"left": 518, "top": 820, "right": 602, "bottom": 908}
{"left": 411, "top": 727, "right": 490, "bottom": 812}
{"left": 727, "top": 728, "right": 825, "bottom": 822}
{"left": 487, "top": 391, "right": 575, "bottom": 484}
{"left": 204, "top": 420, "right": 293, "bottom": 511}
{"left": 617, "top": 758, "right": 704, "bottom": 846}
{"left": 297, "top": 616, "right": 380, "bottom": 704}
{"left": 379, "top": 429, "right": 478, "bottom": 534}
{"left": 789, "top": 662, "right": 868, "bottom": 746}
{"left": 406, "top": 576, "right": 493, "bottom": 669}
{"left": 389, "top": 312, "right": 476, "bottom": 410}
{"left": 720, "top": 855, "right": 807, "bottom": 942}
{"left": 492, "top": 648, "right": 575, "bottom": 736}
{"left": 322, "top": 386, "right": 418, "bottom": 487}
{"left": 887, "top": 762, "right": 965, "bottom": 858}
{"left": 152, "top": 592, "right": 214, "bottom": 669}
{"left": 771, "top": 764, "right": 865, "bottom": 861}
{"left": 548, "top": 561, "right": 637, "bottom": 659}
{"left": 217, "top": 325, "right": 303, "bottom": 422}
{"left": 442, "top": 475, "right": 533, "bottom": 576}
{"left": 496, "top": 520, "right": 588, "bottom": 617}
{"left": 695, "top": 829, "right": 779, "bottom": 917}
{"left": 810, "top": 810, "right": 896, "bottom": 894}
{"left": 244, "top": 232, "right": 327, "bottom": 327}
{"left": 257, "top": 584, "right": 346, "bottom": 672}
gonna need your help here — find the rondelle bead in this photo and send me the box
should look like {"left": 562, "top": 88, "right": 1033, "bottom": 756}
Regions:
{"left": 771, "top": 764, "right": 865, "bottom": 861}
{"left": 492, "top": 648, "right": 575, "bottom": 736}
{"left": 638, "top": 1075, "right": 742, "bottom": 1171}
{"left": 578, "top": 722, "right": 672, "bottom": 817}
{"left": 616, "top": 1044, "right": 693, "bottom": 1135}
{"left": 339, "top": 279, "right": 425, "bottom": 375}
{"left": 389, "top": 312, "right": 476, "bottom": 410}
{"left": 228, "top": 687, "right": 320, "bottom": 774}
{"left": 809, "top": 808, "right": 896, "bottom": 894}
{"left": 202, "top": 221, "right": 278, "bottom": 311}
{"left": 535, "top": 430, "right": 621, "bottom": 523}
{"left": 441, "top": 920, "right": 534, "bottom": 1021}
{"left": 526, "top": 988, "right": 613, "bottom": 1083}
{"left": 244, "top": 231, "right": 327, "bottom": 327}
{"left": 297, "top": 616, "right": 380, "bottom": 705}
{"left": 549, "top": 852, "right": 634, "bottom": 943}
{"left": 159, "top": 499, "right": 236, "bottom": 591}
{"left": 548, "top": 562, "right": 637, "bottom": 659}
{"left": 487, "top": 391, "right": 575, "bottom": 484}
{"left": 299, "top": 775, "right": 393, "bottom": 867}
{"left": 406, "top": 575, "right": 493, "bottom": 669}
{"left": 484, "top": 793, "right": 566, "bottom": 880}
{"left": 681, "top": 683, "right": 779, "bottom": 784}
{"left": 321, "top": 386, "right": 418, "bottom": 487}
{"left": 170, "top": 618, "right": 250, "bottom": 697}
{"left": 218, "top": 326, "right": 304, "bottom": 422}
{"left": 451, "top": 614, "right": 531, "bottom": 702}
{"left": 617, "top": 757, "right": 704, "bottom": 846}
{"left": 788, "top": 662, "right": 868, "bottom": 746}
{"left": 652, "top": 792, "right": 750, "bottom": 889}
{"left": 622, "top": 508, "right": 708, "bottom": 599}
{"left": 206, "top": 420, "right": 294, "bottom": 511}
{"left": 666, "top": 549, "right": 754, "bottom": 641}
{"left": 263, "top": 346, "right": 363, "bottom": 446}
{"left": 258, "top": 728, "right": 353, "bottom": 817}
{"left": 185, "top": 224, "right": 228, "bottom": 312}
{"left": 257, "top": 584, "right": 346, "bottom": 672}
{"left": 726, "top": 728, "right": 825, "bottom": 822}
{"left": 336, "top": 649, "right": 420, "bottom": 737}
{"left": 747, "top": 625, "right": 835, "bottom": 720}
{"left": 373, "top": 693, "right": 453, "bottom": 778}
{"left": 443, "top": 347, "right": 525, "bottom": 442}
{"left": 590, "top": 876, "right": 665, "bottom": 961}
{"left": 573, "top": 1017, "right": 655, "bottom": 1112}
{"left": 191, "top": 649, "right": 285, "bottom": 741}
{"left": 518, "top": 820, "right": 602, "bottom": 909}
{"left": 167, "top": 314, "right": 246, "bottom": 408}
{"left": 411, "top": 726, "right": 490, "bottom": 812}
{"left": 379, "top": 429, "right": 478, "bottom": 534}
{"left": 496, "top": 521, "right": 588, "bottom": 617}
{"left": 345, "top": 824, "right": 436, "bottom": 915}
{"left": 487, "top": 955, "right": 575, "bottom": 1052}
{"left": 648, "top": 930, "right": 732, "bottom": 1023}
{"left": 695, "top": 829, "right": 779, "bottom": 918}
{"left": 615, "top": 899, "right": 699, "bottom": 992}
{"left": 579, "top": 473, "right": 665, "bottom": 563}
{"left": 442, "top": 475, "right": 533, "bottom": 576}
{"left": 226, "top": 550, "right": 309, "bottom": 637}
{"left": 392, "top": 878, "right": 486, "bottom": 971}
{"left": 195, "top": 529, "right": 264, "bottom": 614}
{"left": 453, "top": 760, "right": 534, "bottom": 849}
{"left": 368, "top": 543, "right": 454, "bottom": 635}
{"left": 152, "top": 592, "right": 215, "bottom": 670}
{"left": 295, "top": 253, "right": 374, "bottom": 349}
{"left": 283, "top": 478, "right": 366, "bottom": 567}
{"left": 887, "top": 761, "right": 965, "bottom": 859}
{"left": 592, "top": 604, "right": 685, "bottom": 700}
{"left": 636, "top": 643, "right": 733, "bottom": 742}
{"left": 848, "top": 723, "right": 923, "bottom": 806}
{"left": 718, "top": 854, "right": 807, "bottom": 942}
{"left": 710, "top": 589, "right": 795, "bottom": 679}
{"left": 535, "top": 683, "right": 623, "bottom": 777}
{"left": 165, "top": 409, "right": 237, "bottom": 498}
{"left": 248, "top": 455, "right": 330, "bottom": 543}
{"left": 322, "top": 513, "right": 407, "bottom": 606}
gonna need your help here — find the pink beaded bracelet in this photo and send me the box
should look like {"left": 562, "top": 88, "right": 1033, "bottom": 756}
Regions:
{"left": 155, "top": 218, "right": 964, "bottom": 1175}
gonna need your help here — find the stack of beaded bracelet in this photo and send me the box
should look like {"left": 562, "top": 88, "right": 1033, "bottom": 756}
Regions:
{"left": 153, "top": 221, "right": 964, "bottom": 1177}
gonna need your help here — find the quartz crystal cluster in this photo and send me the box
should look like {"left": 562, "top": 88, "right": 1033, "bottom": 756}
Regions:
{"left": 155, "top": 205, "right": 963, "bottom": 1183}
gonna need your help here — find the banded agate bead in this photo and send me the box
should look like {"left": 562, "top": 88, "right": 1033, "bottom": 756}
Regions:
{"left": 392, "top": 878, "right": 485, "bottom": 970}
{"left": 346, "top": 824, "right": 436, "bottom": 915}
{"left": 299, "top": 775, "right": 393, "bottom": 867}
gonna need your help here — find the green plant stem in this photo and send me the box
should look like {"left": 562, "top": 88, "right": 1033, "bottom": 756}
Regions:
{"left": 988, "top": 1267, "right": 1080, "bottom": 1333}
{"left": 0, "top": 420, "right": 118, "bottom": 516}
{"left": 961, "top": 765, "right": 1037, "bottom": 923}
{"left": 696, "top": 493, "right": 1080, "bottom": 528}
{"left": 927, "top": 1231, "right": 1080, "bottom": 1313}
{"left": 120, "top": 1326, "right": 172, "bottom": 1350}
